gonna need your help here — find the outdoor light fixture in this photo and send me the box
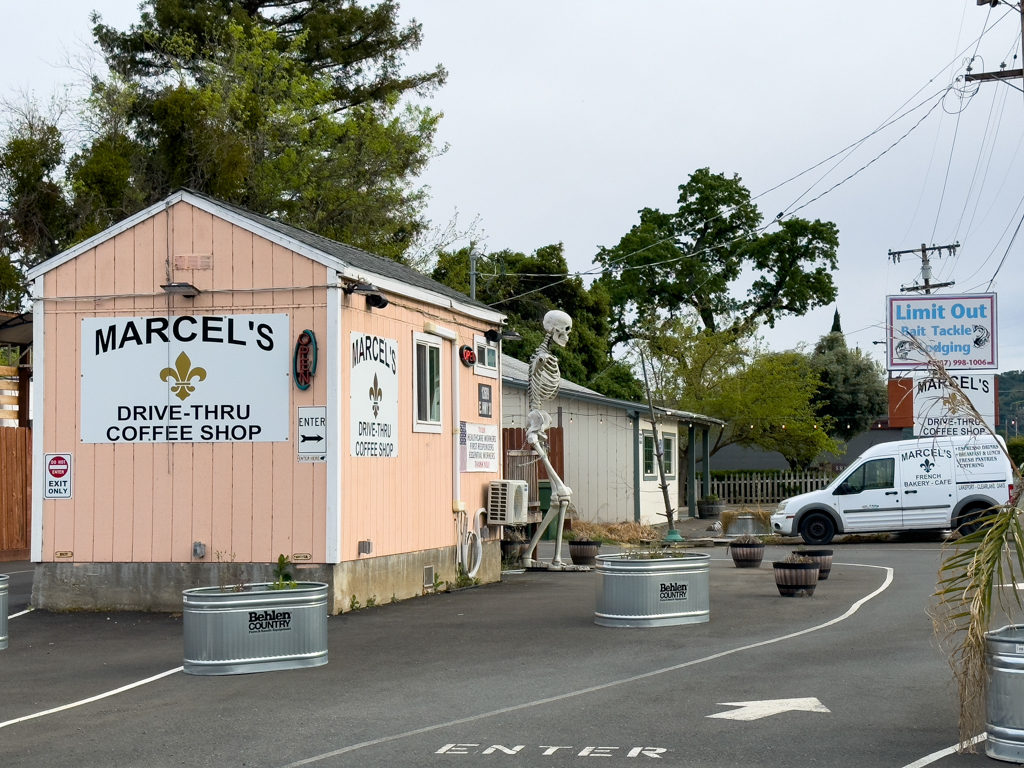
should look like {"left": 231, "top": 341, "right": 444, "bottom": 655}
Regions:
{"left": 161, "top": 282, "right": 200, "bottom": 298}
{"left": 343, "top": 281, "right": 376, "bottom": 294}
{"left": 344, "top": 281, "right": 388, "bottom": 309}
{"left": 485, "top": 328, "right": 523, "bottom": 343}
{"left": 365, "top": 293, "right": 389, "bottom": 310}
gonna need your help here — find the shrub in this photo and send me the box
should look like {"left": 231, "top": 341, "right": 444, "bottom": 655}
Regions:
{"left": 1007, "top": 437, "right": 1024, "bottom": 469}
{"left": 731, "top": 533, "right": 762, "bottom": 546}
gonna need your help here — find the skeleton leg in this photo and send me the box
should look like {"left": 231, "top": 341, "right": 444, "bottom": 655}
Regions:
{"left": 523, "top": 432, "right": 572, "bottom": 568}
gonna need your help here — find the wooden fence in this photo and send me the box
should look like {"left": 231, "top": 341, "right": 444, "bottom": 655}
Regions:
{"left": 0, "top": 364, "right": 20, "bottom": 424}
{"left": 0, "top": 426, "right": 31, "bottom": 561}
{"left": 704, "top": 471, "right": 835, "bottom": 505}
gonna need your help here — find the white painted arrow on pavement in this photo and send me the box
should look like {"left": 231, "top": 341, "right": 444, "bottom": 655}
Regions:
{"left": 707, "top": 697, "right": 830, "bottom": 721}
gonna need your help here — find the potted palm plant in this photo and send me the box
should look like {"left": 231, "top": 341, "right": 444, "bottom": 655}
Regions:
{"left": 924, "top": 354, "right": 1024, "bottom": 759}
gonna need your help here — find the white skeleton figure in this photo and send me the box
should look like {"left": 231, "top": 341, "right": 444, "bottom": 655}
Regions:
{"left": 522, "top": 310, "right": 574, "bottom": 568}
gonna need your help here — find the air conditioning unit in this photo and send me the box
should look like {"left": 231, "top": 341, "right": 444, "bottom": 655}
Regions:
{"left": 487, "top": 480, "right": 529, "bottom": 525}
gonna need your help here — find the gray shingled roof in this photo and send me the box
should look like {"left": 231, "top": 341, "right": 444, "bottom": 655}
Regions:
{"left": 184, "top": 189, "right": 494, "bottom": 312}
{"left": 501, "top": 354, "right": 724, "bottom": 428}
{"left": 502, "top": 354, "right": 723, "bottom": 426}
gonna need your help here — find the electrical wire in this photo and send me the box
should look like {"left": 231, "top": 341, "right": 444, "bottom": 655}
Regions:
{"left": 985, "top": 203, "right": 1024, "bottom": 289}
{"left": 783, "top": 94, "right": 947, "bottom": 220}
{"left": 486, "top": 8, "right": 1016, "bottom": 309}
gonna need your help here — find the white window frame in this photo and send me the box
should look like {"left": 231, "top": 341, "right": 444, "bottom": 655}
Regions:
{"left": 662, "top": 432, "right": 676, "bottom": 479}
{"left": 413, "top": 332, "right": 443, "bottom": 434}
{"left": 473, "top": 334, "right": 499, "bottom": 379}
{"left": 643, "top": 431, "right": 676, "bottom": 480}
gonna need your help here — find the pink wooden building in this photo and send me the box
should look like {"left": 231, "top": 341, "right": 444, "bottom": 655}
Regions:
{"left": 26, "top": 190, "right": 506, "bottom": 613}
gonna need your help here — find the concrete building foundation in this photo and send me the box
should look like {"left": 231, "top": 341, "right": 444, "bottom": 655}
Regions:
{"left": 32, "top": 541, "right": 501, "bottom": 615}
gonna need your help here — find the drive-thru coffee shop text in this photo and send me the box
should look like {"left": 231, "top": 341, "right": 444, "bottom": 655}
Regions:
{"left": 80, "top": 314, "right": 290, "bottom": 443}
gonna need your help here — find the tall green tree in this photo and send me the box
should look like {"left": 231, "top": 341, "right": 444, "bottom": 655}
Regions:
{"left": 809, "top": 331, "right": 887, "bottom": 440}
{"left": 594, "top": 168, "right": 840, "bottom": 340}
{"left": 0, "top": 0, "right": 445, "bottom": 305}
{"left": 432, "top": 245, "right": 643, "bottom": 401}
{"left": 646, "top": 318, "right": 838, "bottom": 469}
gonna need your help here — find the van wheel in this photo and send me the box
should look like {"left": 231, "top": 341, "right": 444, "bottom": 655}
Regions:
{"left": 956, "top": 505, "right": 988, "bottom": 536}
{"left": 800, "top": 513, "right": 836, "bottom": 546}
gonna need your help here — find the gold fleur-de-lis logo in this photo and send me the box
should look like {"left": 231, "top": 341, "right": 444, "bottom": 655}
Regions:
{"left": 159, "top": 352, "right": 207, "bottom": 401}
{"left": 368, "top": 374, "right": 383, "bottom": 418}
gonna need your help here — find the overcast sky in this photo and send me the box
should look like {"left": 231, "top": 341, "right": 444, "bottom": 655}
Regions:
{"left": 5, "top": 1, "right": 1024, "bottom": 372}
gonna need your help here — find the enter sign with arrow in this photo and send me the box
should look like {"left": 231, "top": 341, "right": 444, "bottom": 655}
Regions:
{"left": 707, "top": 698, "right": 830, "bottom": 721}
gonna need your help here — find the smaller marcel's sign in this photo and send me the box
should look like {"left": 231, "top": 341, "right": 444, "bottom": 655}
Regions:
{"left": 913, "top": 373, "right": 995, "bottom": 437}
{"left": 350, "top": 332, "right": 398, "bottom": 458}
{"left": 887, "top": 293, "right": 997, "bottom": 370}
{"left": 460, "top": 422, "right": 498, "bottom": 473}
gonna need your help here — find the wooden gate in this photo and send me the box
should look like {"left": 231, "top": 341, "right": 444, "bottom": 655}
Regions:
{"left": 502, "top": 427, "right": 564, "bottom": 480}
{"left": 0, "top": 427, "right": 31, "bottom": 561}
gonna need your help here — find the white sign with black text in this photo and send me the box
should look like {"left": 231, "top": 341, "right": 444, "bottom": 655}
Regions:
{"left": 350, "top": 332, "right": 399, "bottom": 458}
{"left": 44, "top": 453, "right": 73, "bottom": 499}
{"left": 460, "top": 422, "right": 499, "bottom": 473}
{"left": 912, "top": 373, "right": 996, "bottom": 437}
{"left": 80, "top": 314, "right": 290, "bottom": 443}
{"left": 297, "top": 406, "right": 327, "bottom": 462}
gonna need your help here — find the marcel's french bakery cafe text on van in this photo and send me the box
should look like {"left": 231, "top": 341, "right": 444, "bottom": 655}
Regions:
{"left": 80, "top": 315, "right": 290, "bottom": 443}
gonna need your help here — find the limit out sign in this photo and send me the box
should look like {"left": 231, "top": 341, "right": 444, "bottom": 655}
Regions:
{"left": 44, "top": 453, "right": 73, "bottom": 499}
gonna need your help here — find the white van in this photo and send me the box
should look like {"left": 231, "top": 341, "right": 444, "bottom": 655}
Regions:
{"left": 770, "top": 435, "right": 1013, "bottom": 545}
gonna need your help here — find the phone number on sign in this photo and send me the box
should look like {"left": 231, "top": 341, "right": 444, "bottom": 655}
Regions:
{"left": 946, "top": 359, "right": 994, "bottom": 366}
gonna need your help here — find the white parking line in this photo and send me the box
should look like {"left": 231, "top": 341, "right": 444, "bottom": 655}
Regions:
{"left": 901, "top": 734, "right": 986, "bottom": 767}
{"left": 280, "top": 563, "right": 895, "bottom": 768}
{"left": 8, "top": 608, "right": 33, "bottom": 619}
{"left": 0, "top": 667, "right": 183, "bottom": 730}
{"left": 1, "top": 570, "right": 34, "bottom": 575}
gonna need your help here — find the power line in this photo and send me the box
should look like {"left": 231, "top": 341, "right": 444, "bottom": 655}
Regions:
{"left": 486, "top": 11, "right": 1015, "bottom": 309}
{"left": 986, "top": 203, "right": 1024, "bottom": 289}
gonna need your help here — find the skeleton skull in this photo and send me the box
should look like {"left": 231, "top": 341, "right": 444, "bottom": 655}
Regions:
{"left": 543, "top": 310, "right": 572, "bottom": 347}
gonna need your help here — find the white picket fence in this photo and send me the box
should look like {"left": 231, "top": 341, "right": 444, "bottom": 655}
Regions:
{"left": 704, "top": 471, "right": 835, "bottom": 505}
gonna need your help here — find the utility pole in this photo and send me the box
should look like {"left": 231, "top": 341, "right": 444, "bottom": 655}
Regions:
{"left": 888, "top": 242, "right": 959, "bottom": 294}
{"left": 469, "top": 248, "right": 478, "bottom": 301}
{"left": 965, "top": 1, "right": 1024, "bottom": 87}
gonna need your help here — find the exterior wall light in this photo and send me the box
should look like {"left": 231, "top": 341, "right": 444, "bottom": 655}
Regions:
{"left": 344, "top": 282, "right": 388, "bottom": 310}
{"left": 161, "top": 282, "right": 200, "bottom": 298}
{"left": 485, "top": 329, "right": 522, "bottom": 343}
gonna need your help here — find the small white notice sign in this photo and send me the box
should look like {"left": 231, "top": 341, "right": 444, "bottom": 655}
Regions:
{"left": 297, "top": 406, "right": 327, "bottom": 462}
{"left": 44, "top": 453, "right": 73, "bottom": 499}
{"left": 460, "top": 422, "right": 499, "bottom": 473}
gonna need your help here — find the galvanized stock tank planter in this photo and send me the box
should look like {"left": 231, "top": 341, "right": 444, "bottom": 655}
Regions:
{"left": 985, "top": 624, "right": 1024, "bottom": 762}
{"left": 182, "top": 582, "right": 328, "bottom": 675}
{"left": 594, "top": 552, "right": 710, "bottom": 628}
{"left": 0, "top": 574, "right": 8, "bottom": 650}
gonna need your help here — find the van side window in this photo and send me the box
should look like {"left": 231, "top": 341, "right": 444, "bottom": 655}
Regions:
{"left": 844, "top": 458, "right": 895, "bottom": 493}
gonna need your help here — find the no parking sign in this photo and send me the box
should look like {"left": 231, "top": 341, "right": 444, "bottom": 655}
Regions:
{"left": 44, "top": 453, "right": 73, "bottom": 499}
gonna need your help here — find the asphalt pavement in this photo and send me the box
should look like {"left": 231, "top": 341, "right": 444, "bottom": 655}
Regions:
{"left": 0, "top": 540, "right": 1007, "bottom": 767}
